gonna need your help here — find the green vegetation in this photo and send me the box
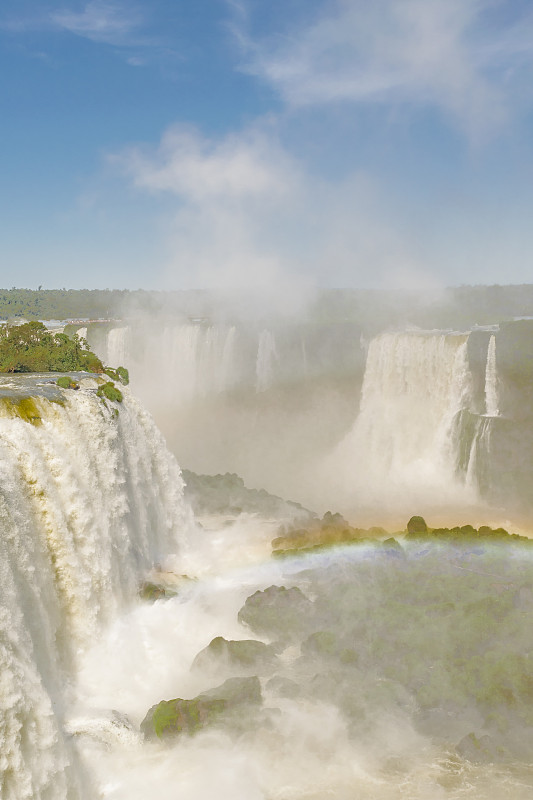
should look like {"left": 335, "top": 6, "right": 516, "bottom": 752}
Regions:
{"left": 272, "top": 511, "right": 388, "bottom": 556}
{"left": 141, "top": 677, "right": 262, "bottom": 740}
{"left": 104, "top": 366, "right": 129, "bottom": 385}
{"left": 0, "top": 321, "right": 103, "bottom": 373}
{"left": 56, "top": 376, "right": 79, "bottom": 390}
{"left": 96, "top": 381, "right": 123, "bottom": 403}
{"left": 0, "top": 396, "right": 45, "bottom": 425}
{"left": 405, "top": 518, "right": 530, "bottom": 544}
{"left": 0, "top": 288, "right": 132, "bottom": 320}
{"left": 3, "top": 284, "right": 533, "bottom": 329}
{"left": 272, "top": 513, "right": 532, "bottom": 556}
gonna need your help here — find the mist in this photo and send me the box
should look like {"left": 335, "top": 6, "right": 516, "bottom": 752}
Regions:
{"left": 78, "top": 285, "right": 533, "bottom": 529}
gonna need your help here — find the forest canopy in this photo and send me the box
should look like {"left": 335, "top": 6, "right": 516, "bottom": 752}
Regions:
{"left": 0, "top": 321, "right": 103, "bottom": 373}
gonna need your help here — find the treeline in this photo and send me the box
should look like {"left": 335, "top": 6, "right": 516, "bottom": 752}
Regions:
{"left": 0, "top": 288, "right": 210, "bottom": 321}
{"left": 0, "top": 289, "right": 133, "bottom": 320}
{"left": 3, "top": 285, "right": 533, "bottom": 328}
{"left": 0, "top": 322, "right": 103, "bottom": 373}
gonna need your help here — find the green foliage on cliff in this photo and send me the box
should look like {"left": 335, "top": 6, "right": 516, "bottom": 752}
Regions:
{"left": 0, "top": 321, "right": 103, "bottom": 373}
{"left": 97, "top": 381, "right": 123, "bottom": 403}
{"left": 104, "top": 366, "right": 129, "bottom": 385}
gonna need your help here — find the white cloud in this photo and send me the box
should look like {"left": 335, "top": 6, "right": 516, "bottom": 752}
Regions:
{"left": 51, "top": 1, "right": 142, "bottom": 45}
{"left": 115, "top": 122, "right": 436, "bottom": 306}
{"left": 231, "top": 0, "right": 533, "bottom": 139}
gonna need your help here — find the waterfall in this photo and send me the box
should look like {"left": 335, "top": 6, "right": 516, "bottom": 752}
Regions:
{"left": 106, "top": 326, "right": 128, "bottom": 367}
{"left": 0, "top": 381, "right": 192, "bottom": 799}
{"left": 335, "top": 331, "right": 478, "bottom": 510}
{"left": 484, "top": 334, "right": 499, "bottom": 416}
{"left": 255, "top": 329, "right": 278, "bottom": 392}
{"left": 102, "top": 324, "right": 239, "bottom": 405}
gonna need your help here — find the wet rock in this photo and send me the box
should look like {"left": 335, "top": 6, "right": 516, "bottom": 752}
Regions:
{"left": 301, "top": 631, "right": 338, "bottom": 658}
{"left": 238, "top": 585, "right": 313, "bottom": 639}
{"left": 383, "top": 537, "right": 405, "bottom": 557}
{"left": 406, "top": 516, "right": 428, "bottom": 535}
{"left": 456, "top": 732, "right": 509, "bottom": 764}
{"left": 141, "top": 676, "right": 262, "bottom": 740}
{"left": 192, "top": 636, "right": 278, "bottom": 674}
{"left": 265, "top": 676, "right": 302, "bottom": 699}
{"left": 139, "top": 581, "right": 178, "bottom": 601}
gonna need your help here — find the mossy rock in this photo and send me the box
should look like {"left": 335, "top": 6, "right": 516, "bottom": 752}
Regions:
{"left": 139, "top": 581, "right": 178, "bottom": 601}
{"left": 192, "top": 636, "right": 277, "bottom": 674}
{"left": 141, "top": 676, "right": 262, "bottom": 740}
{"left": 238, "top": 585, "right": 313, "bottom": 639}
{"left": 456, "top": 732, "right": 509, "bottom": 764}
{"left": 116, "top": 366, "right": 129, "bottom": 385}
{"left": 301, "top": 631, "right": 338, "bottom": 658}
{"left": 0, "top": 396, "right": 44, "bottom": 425}
{"left": 406, "top": 516, "right": 428, "bottom": 535}
{"left": 265, "top": 676, "right": 302, "bottom": 699}
{"left": 56, "top": 376, "right": 79, "bottom": 390}
{"left": 97, "top": 381, "right": 123, "bottom": 403}
{"left": 104, "top": 366, "right": 129, "bottom": 385}
{"left": 383, "top": 537, "right": 405, "bottom": 557}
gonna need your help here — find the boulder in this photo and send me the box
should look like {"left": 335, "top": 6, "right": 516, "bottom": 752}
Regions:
{"left": 141, "top": 676, "right": 262, "bottom": 740}
{"left": 192, "top": 636, "right": 278, "bottom": 674}
{"left": 301, "top": 631, "right": 338, "bottom": 658}
{"left": 237, "top": 585, "right": 313, "bottom": 639}
{"left": 456, "top": 732, "right": 508, "bottom": 764}
{"left": 406, "top": 516, "right": 428, "bottom": 535}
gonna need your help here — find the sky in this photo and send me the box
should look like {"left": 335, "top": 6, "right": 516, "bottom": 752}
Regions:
{"left": 1, "top": 0, "right": 533, "bottom": 291}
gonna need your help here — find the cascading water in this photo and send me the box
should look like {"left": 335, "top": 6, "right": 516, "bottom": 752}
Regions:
{"left": 332, "top": 331, "right": 478, "bottom": 513}
{"left": 255, "top": 330, "right": 278, "bottom": 392}
{"left": 105, "top": 327, "right": 128, "bottom": 368}
{"left": 2, "top": 329, "right": 533, "bottom": 800}
{"left": 0, "top": 379, "right": 192, "bottom": 799}
{"left": 484, "top": 334, "right": 499, "bottom": 417}
{"left": 96, "top": 324, "right": 240, "bottom": 406}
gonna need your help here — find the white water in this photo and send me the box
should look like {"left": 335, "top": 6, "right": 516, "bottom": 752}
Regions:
{"left": 0, "top": 385, "right": 192, "bottom": 799}
{"left": 255, "top": 330, "right": 278, "bottom": 392}
{"left": 484, "top": 334, "right": 499, "bottom": 417}
{"left": 330, "top": 331, "right": 479, "bottom": 514}
{"left": 1, "top": 342, "right": 532, "bottom": 799}
{"left": 99, "top": 324, "right": 239, "bottom": 406}
{"left": 105, "top": 327, "right": 128, "bottom": 368}
{"left": 72, "top": 541, "right": 533, "bottom": 800}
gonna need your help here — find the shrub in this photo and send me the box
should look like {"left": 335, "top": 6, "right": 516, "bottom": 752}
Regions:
{"left": 56, "top": 376, "right": 80, "bottom": 389}
{"left": 116, "top": 366, "right": 129, "bottom": 385}
{"left": 97, "top": 381, "right": 123, "bottom": 403}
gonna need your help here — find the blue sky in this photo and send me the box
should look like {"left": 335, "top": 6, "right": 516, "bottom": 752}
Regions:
{"left": 2, "top": 0, "right": 533, "bottom": 290}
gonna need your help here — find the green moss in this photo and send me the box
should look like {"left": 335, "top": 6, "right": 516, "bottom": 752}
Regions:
{"left": 104, "top": 366, "right": 129, "bottom": 385}
{"left": 139, "top": 581, "right": 177, "bottom": 601}
{"left": 142, "top": 677, "right": 262, "bottom": 740}
{"left": 148, "top": 697, "right": 227, "bottom": 739}
{"left": 96, "top": 381, "right": 123, "bottom": 403}
{"left": 0, "top": 396, "right": 43, "bottom": 425}
{"left": 116, "top": 366, "right": 129, "bottom": 385}
{"left": 56, "top": 376, "right": 79, "bottom": 390}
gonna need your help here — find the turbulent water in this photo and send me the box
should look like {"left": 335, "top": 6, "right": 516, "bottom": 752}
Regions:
{"left": 484, "top": 335, "right": 499, "bottom": 417}
{"left": 0, "top": 378, "right": 191, "bottom": 799}
{"left": 4, "top": 325, "right": 533, "bottom": 799}
{"left": 325, "top": 328, "right": 519, "bottom": 521}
